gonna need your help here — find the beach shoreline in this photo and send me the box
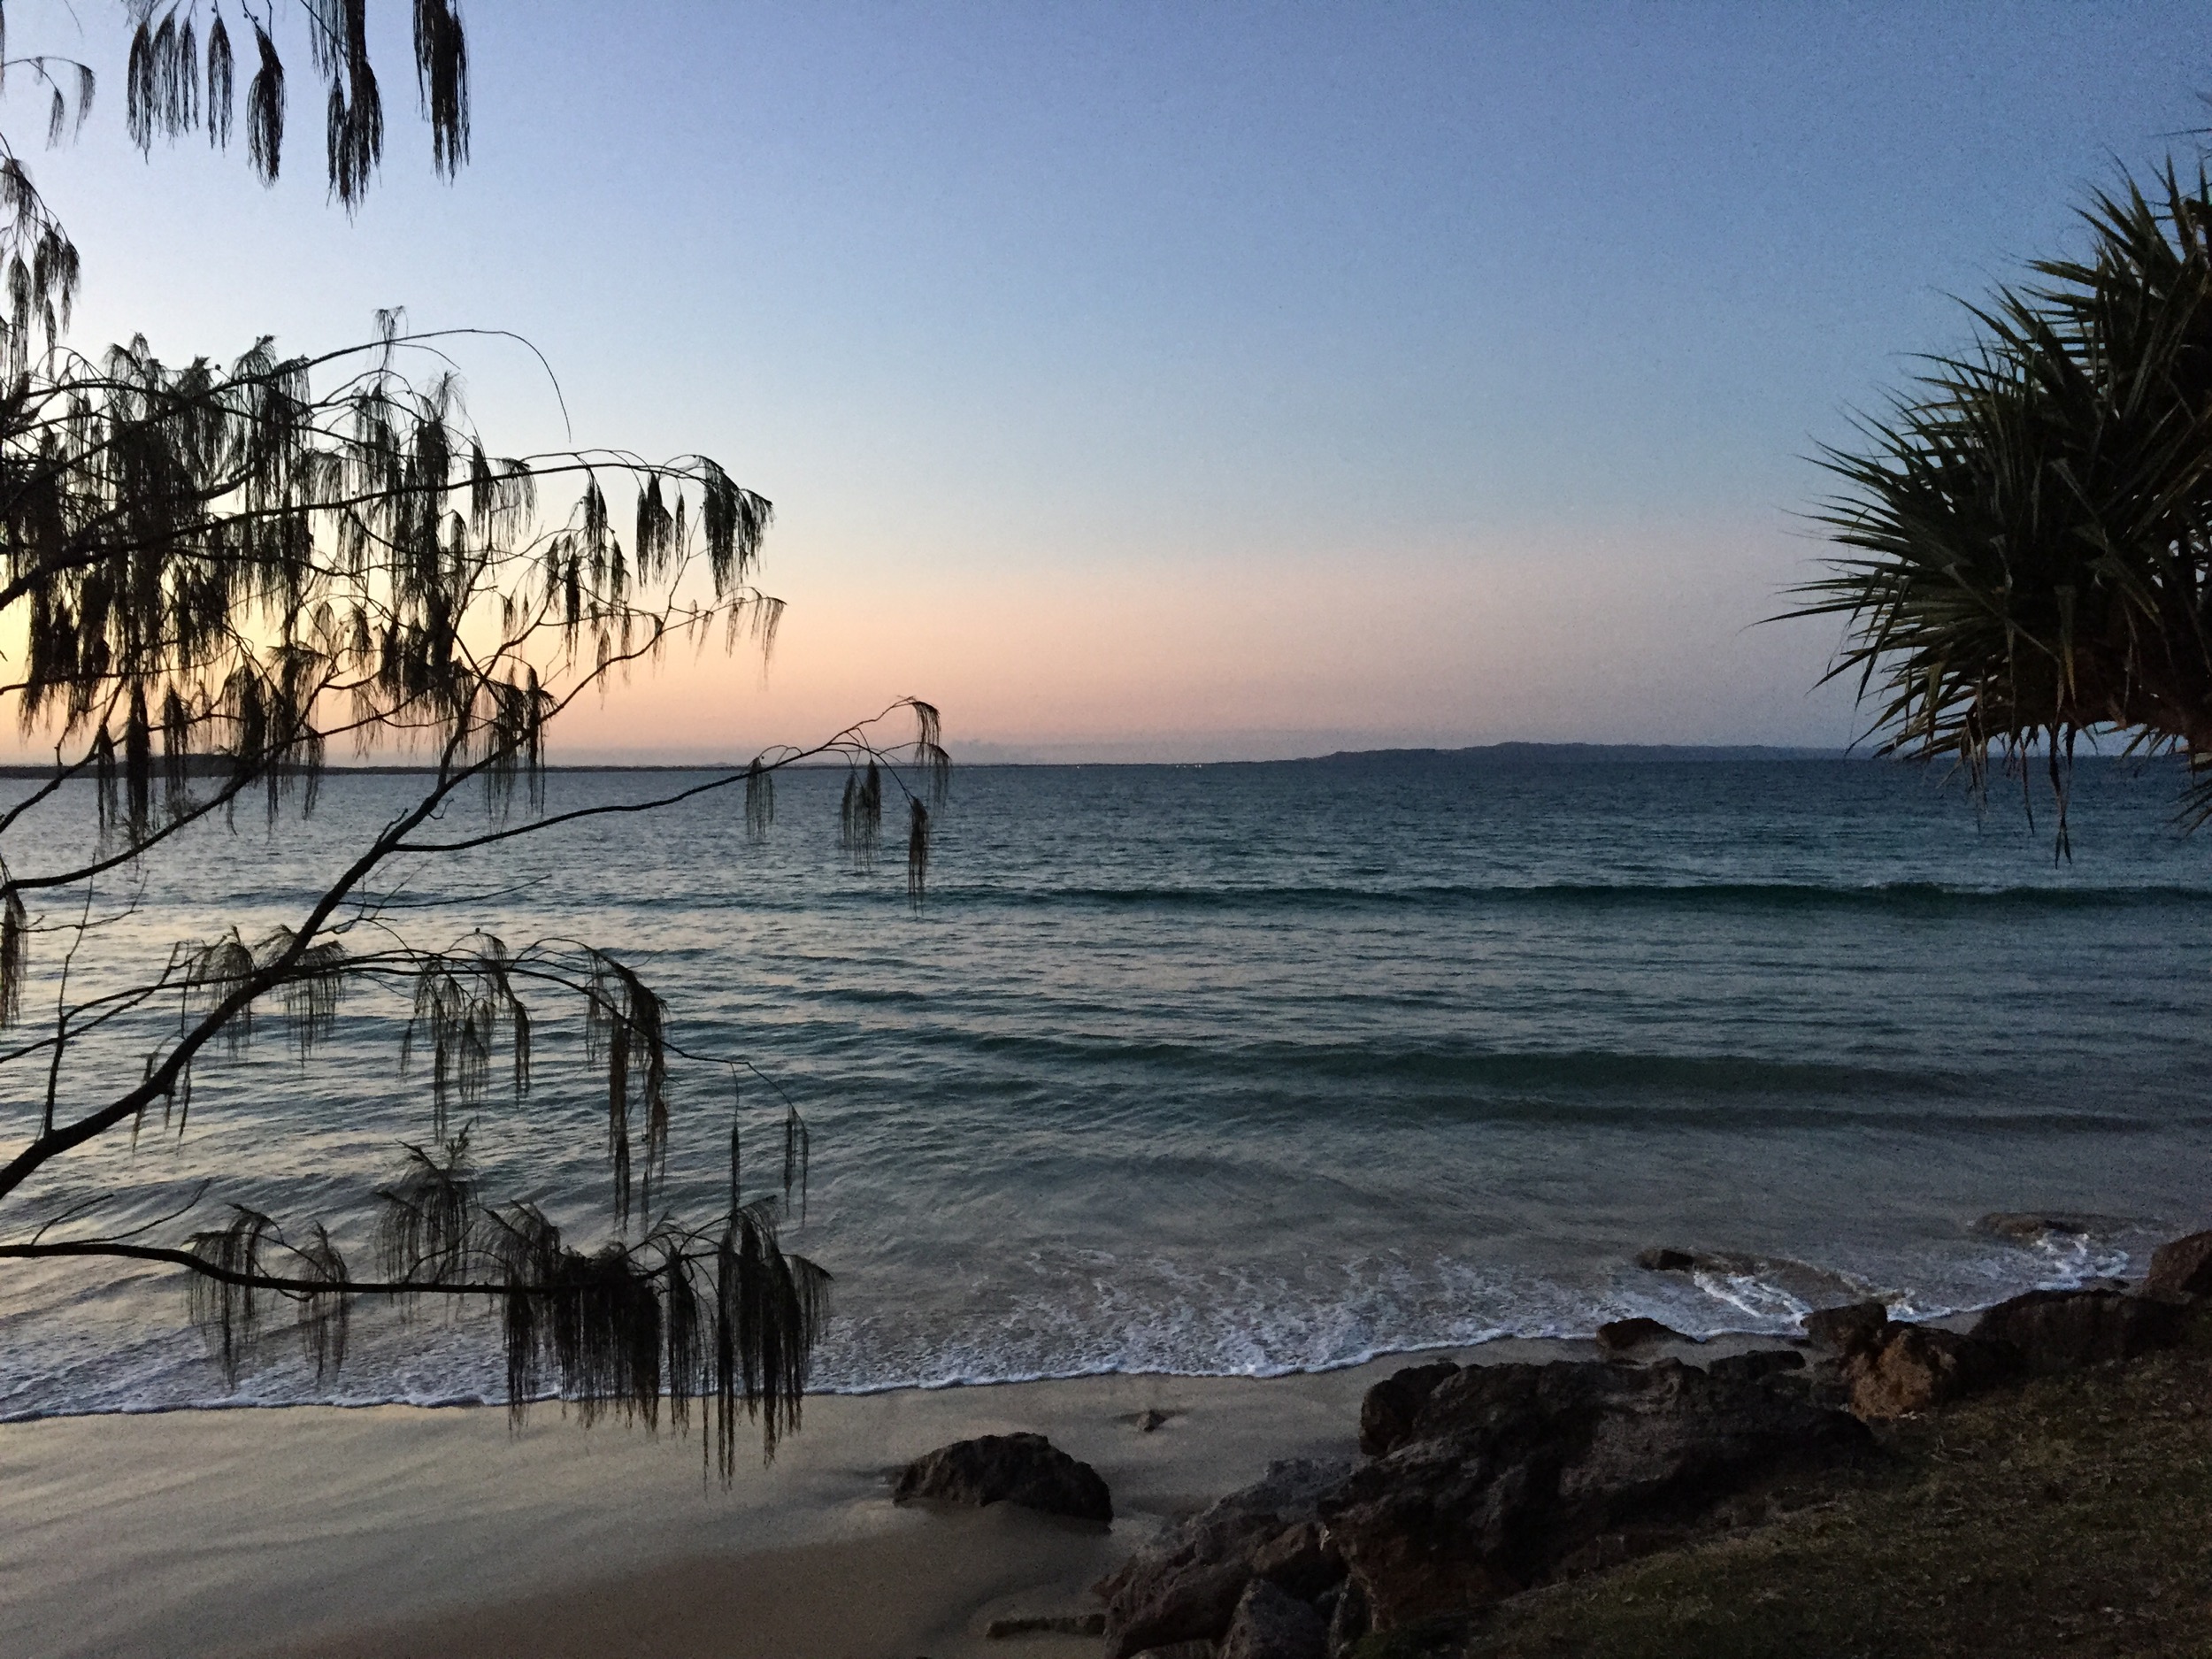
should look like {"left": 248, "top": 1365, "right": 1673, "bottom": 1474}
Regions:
{"left": 4, "top": 1331, "right": 1800, "bottom": 1659}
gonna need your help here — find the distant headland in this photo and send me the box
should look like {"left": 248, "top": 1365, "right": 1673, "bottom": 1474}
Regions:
{"left": 1266, "top": 741, "right": 1847, "bottom": 767}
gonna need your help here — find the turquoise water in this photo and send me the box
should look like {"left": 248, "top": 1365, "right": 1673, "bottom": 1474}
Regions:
{"left": 3, "top": 753, "right": 2208, "bottom": 1416}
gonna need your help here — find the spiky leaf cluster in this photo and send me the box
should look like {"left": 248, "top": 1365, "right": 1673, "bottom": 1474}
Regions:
{"left": 1799, "top": 165, "right": 2212, "bottom": 835}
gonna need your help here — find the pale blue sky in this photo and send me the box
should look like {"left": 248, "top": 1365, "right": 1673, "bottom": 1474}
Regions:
{"left": 14, "top": 2, "right": 2209, "bottom": 758}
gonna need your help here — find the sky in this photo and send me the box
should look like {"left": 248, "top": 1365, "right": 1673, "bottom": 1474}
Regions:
{"left": 12, "top": 1, "right": 2211, "bottom": 761}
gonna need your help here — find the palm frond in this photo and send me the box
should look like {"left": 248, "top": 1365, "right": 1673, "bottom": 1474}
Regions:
{"left": 1790, "top": 162, "right": 2212, "bottom": 837}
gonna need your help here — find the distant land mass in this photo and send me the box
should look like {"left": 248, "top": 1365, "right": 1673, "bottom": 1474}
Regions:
{"left": 0, "top": 741, "right": 1854, "bottom": 779}
{"left": 1270, "top": 741, "right": 1848, "bottom": 766}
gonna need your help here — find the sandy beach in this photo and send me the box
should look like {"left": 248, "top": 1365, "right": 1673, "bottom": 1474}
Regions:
{"left": 4, "top": 1338, "right": 1650, "bottom": 1659}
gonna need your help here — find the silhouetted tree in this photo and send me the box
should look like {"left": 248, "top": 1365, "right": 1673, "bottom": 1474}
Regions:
{"left": 1797, "top": 162, "right": 2212, "bottom": 846}
{"left": 0, "top": 1, "right": 472, "bottom": 380}
{"left": 0, "top": 4, "right": 949, "bottom": 1471}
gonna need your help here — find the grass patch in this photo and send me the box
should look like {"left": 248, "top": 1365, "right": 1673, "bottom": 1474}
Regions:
{"left": 1382, "top": 1337, "right": 2212, "bottom": 1659}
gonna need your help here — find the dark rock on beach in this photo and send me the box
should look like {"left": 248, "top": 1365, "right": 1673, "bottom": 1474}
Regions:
{"left": 1594, "top": 1317, "right": 1690, "bottom": 1356}
{"left": 1971, "top": 1286, "right": 2181, "bottom": 1374}
{"left": 1843, "top": 1325, "right": 2016, "bottom": 1419}
{"left": 1097, "top": 1459, "right": 1348, "bottom": 1659}
{"left": 1218, "top": 1578, "right": 1328, "bottom": 1659}
{"left": 1358, "top": 1360, "right": 1460, "bottom": 1456}
{"left": 892, "top": 1432, "right": 1112, "bottom": 1522}
{"left": 986, "top": 1612, "right": 1107, "bottom": 1638}
{"left": 1705, "top": 1348, "right": 1805, "bottom": 1386}
{"left": 1086, "top": 1225, "right": 2212, "bottom": 1655}
{"left": 1803, "top": 1299, "right": 1890, "bottom": 1358}
{"left": 2144, "top": 1228, "right": 2212, "bottom": 1301}
{"left": 1109, "top": 1563, "right": 1251, "bottom": 1659}
{"left": 1975, "top": 1211, "right": 2101, "bottom": 1242}
{"left": 1320, "top": 1357, "right": 1869, "bottom": 1631}
{"left": 1248, "top": 1520, "right": 1342, "bottom": 1601}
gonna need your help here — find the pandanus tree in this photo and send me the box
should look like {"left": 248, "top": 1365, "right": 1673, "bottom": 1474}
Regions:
{"left": 1795, "top": 162, "right": 2212, "bottom": 842}
{"left": 0, "top": 4, "right": 949, "bottom": 1473}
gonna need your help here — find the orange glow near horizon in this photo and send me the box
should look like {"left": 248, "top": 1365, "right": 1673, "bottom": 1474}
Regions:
{"left": 535, "top": 515, "right": 1859, "bottom": 764}
{"left": 0, "top": 515, "right": 1858, "bottom": 770}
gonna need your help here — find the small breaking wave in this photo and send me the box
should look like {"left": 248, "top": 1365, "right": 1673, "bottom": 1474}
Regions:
{"left": 0, "top": 1224, "right": 2157, "bottom": 1421}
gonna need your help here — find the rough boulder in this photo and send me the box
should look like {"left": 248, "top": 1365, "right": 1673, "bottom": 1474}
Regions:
{"left": 1842, "top": 1325, "right": 2016, "bottom": 1419}
{"left": 1970, "top": 1287, "right": 2180, "bottom": 1374}
{"left": 2145, "top": 1229, "right": 2212, "bottom": 1301}
{"left": 1096, "top": 1459, "right": 1348, "bottom": 1659}
{"left": 1595, "top": 1317, "right": 1690, "bottom": 1356}
{"left": 1358, "top": 1360, "right": 1460, "bottom": 1456}
{"left": 1218, "top": 1578, "right": 1329, "bottom": 1659}
{"left": 1319, "top": 1357, "right": 1869, "bottom": 1631}
{"left": 892, "top": 1431, "right": 1111, "bottom": 1523}
{"left": 1803, "top": 1300, "right": 1890, "bottom": 1358}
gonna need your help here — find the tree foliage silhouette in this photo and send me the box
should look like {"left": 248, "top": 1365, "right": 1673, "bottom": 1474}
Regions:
{"left": 1797, "top": 160, "right": 2212, "bottom": 845}
{"left": 0, "top": 4, "right": 948, "bottom": 1470}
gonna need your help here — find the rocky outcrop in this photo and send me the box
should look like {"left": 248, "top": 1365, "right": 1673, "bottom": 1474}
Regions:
{"left": 1247, "top": 1520, "right": 1341, "bottom": 1601}
{"left": 1803, "top": 1300, "right": 1889, "bottom": 1357}
{"left": 1706, "top": 1348, "right": 1805, "bottom": 1386}
{"left": 1087, "top": 1231, "right": 2212, "bottom": 1653}
{"left": 1842, "top": 1325, "right": 2016, "bottom": 1419}
{"left": 1635, "top": 1246, "right": 1696, "bottom": 1271}
{"left": 1971, "top": 1287, "right": 2180, "bottom": 1373}
{"left": 1218, "top": 1578, "right": 1328, "bottom": 1659}
{"left": 1317, "top": 1357, "right": 1868, "bottom": 1631}
{"left": 1595, "top": 1317, "right": 1689, "bottom": 1355}
{"left": 1096, "top": 1459, "right": 1348, "bottom": 1659}
{"left": 1833, "top": 1286, "right": 2180, "bottom": 1418}
{"left": 893, "top": 1432, "right": 1112, "bottom": 1523}
{"left": 1358, "top": 1360, "right": 1460, "bottom": 1456}
{"left": 2145, "top": 1229, "right": 2212, "bottom": 1301}
{"left": 1976, "top": 1211, "right": 2101, "bottom": 1242}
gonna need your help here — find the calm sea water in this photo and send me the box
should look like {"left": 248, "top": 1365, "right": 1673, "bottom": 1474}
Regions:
{"left": 3, "top": 754, "right": 2208, "bottom": 1418}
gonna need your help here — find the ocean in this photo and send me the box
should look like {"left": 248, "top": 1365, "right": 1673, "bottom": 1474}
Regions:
{"left": 3, "top": 751, "right": 2208, "bottom": 1418}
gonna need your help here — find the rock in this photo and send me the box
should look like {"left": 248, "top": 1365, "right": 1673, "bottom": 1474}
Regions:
{"left": 1635, "top": 1246, "right": 1697, "bottom": 1271}
{"left": 2144, "top": 1230, "right": 2212, "bottom": 1301}
{"left": 1843, "top": 1325, "right": 2016, "bottom": 1419}
{"left": 1778, "top": 1355, "right": 1852, "bottom": 1412}
{"left": 1705, "top": 1349, "right": 1804, "bottom": 1385}
{"left": 1974, "top": 1211, "right": 2120, "bottom": 1243}
{"left": 1803, "top": 1300, "right": 1890, "bottom": 1357}
{"left": 1970, "top": 1287, "right": 2181, "bottom": 1374}
{"left": 986, "top": 1613, "right": 1107, "bottom": 1638}
{"left": 1359, "top": 1360, "right": 1461, "bottom": 1456}
{"left": 1326, "top": 1579, "right": 1370, "bottom": 1655}
{"left": 893, "top": 1432, "right": 1112, "bottom": 1523}
{"left": 1106, "top": 1561, "right": 1251, "bottom": 1659}
{"left": 1317, "top": 1357, "right": 1868, "bottom": 1631}
{"left": 1098, "top": 1459, "right": 1350, "bottom": 1659}
{"left": 1977, "top": 1211, "right": 2093, "bottom": 1241}
{"left": 1219, "top": 1578, "right": 1328, "bottom": 1659}
{"left": 1129, "top": 1647, "right": 1216, "bottom": 1659}
{"left": 1595, "top": 1317, "right": 1690, "bottom": 1356}
{"left": 1248, "top": 1520, "right": 1342, "bottom": 1601}
{"left": 1137, "top": 1408, "right": 1171, "bottom": 1432}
